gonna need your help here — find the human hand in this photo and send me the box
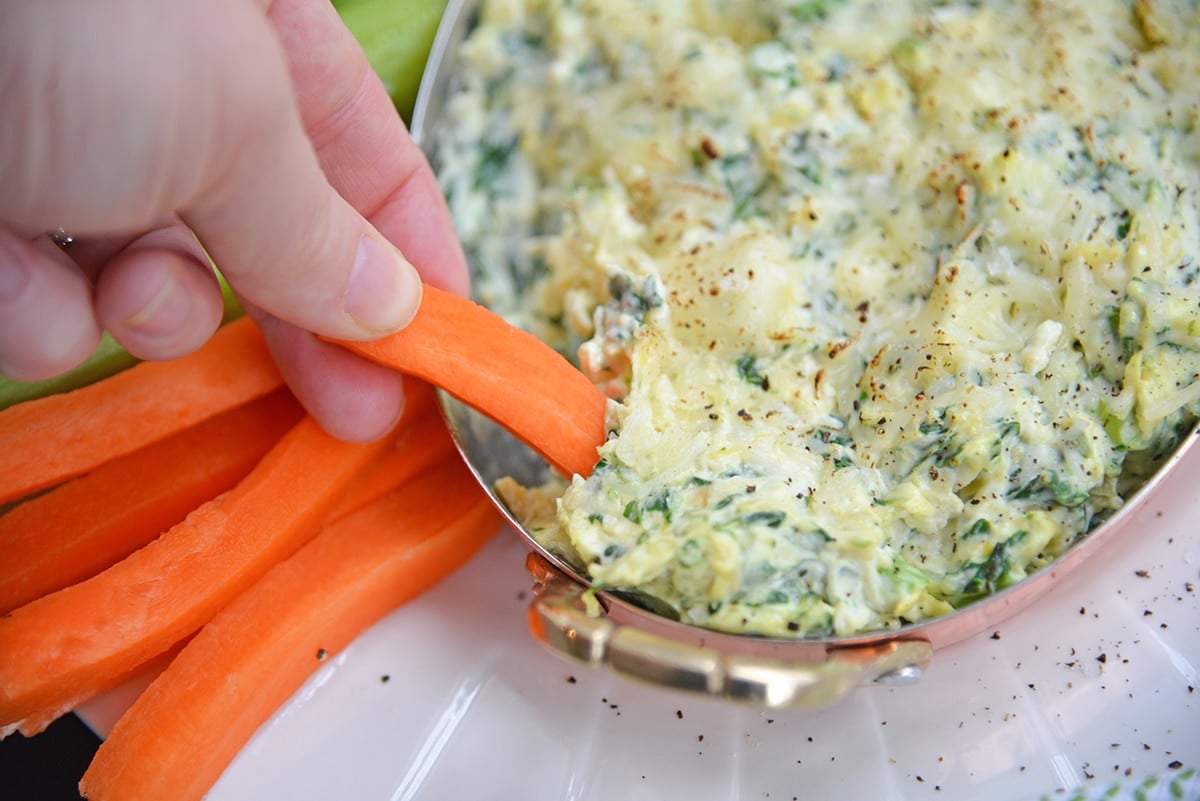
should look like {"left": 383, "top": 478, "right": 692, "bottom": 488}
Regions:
{"left": 0, "top": 0, "right": 468, "bottom": 442}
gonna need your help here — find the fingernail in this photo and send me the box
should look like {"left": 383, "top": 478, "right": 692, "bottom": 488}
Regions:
{"left": 123, "top": 264, "right": 190, "bottom": 339}
{"left": 345, "top": 236, "right": 422, "bottom": 334}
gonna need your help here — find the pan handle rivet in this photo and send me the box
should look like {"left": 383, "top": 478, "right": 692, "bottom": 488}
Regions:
{"left": 874, "top": 665, "right": 923, "bottom": 686}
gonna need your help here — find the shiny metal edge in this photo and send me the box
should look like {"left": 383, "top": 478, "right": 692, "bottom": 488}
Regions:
{"left": 411, "top": 0, "right": 472, "bottom": 150}
{"left": 526, "top": 553, "right": 935, "bottom": 709}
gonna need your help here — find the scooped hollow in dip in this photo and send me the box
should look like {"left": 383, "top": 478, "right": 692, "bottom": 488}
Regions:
{"left": 433, "top": 0, "right": 1200, "bottom": 638}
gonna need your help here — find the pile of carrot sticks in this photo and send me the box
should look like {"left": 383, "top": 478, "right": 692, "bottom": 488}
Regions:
{"left": 0, "top": 312, "right": 505, "bottom": 801}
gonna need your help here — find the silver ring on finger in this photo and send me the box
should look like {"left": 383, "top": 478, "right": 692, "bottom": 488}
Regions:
{"left": 48, "top": 227, "right": 75, "bottom": 250}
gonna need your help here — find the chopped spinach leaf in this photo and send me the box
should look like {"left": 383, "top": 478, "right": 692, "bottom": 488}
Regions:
{"left": 736, "top": 353, "right": 770, "bottom": 390}
{"left": 744, "top": 510, "right": 787, "bottom": 527}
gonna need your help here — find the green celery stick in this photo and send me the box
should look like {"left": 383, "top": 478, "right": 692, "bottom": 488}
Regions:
{"left": 0, "top": 335, "right": 140, "bottom": 410}
{"left": 339, "top": 0, "right": 448, "bottom": 123}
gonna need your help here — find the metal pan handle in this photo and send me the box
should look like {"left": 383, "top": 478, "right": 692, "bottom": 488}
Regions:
{"left": 524, "top": 554, "right": 933, "bottom": 709}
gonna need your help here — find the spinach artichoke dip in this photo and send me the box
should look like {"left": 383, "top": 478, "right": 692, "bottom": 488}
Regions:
{"left": 433, "top": 0, "right": 1200, "bottom": 638}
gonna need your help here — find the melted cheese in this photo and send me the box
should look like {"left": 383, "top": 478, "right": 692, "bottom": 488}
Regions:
{"left": 435, "top": 0, "right": 1200, "bottom": 638}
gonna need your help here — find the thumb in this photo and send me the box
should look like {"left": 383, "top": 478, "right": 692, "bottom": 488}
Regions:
{"left": 177, "top": 0, "right": 423, "bottom": 340}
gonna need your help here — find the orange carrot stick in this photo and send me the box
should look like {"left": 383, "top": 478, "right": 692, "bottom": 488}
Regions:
{"left": 0, "top": 316, "right": 283, "bottom": 505}
{"left": 332, "top": 284, "right": 609, "bottom": 478}
{"left": 80, "top": 459, "right": 500, "bottom": 801}
{"left": 0, "top": 390, "right": 305, "bottom": 615}
{"left": 326, "top": 399, "right": 459, "bottom": 522}
{"left": 0, "top": 414, "right": 395, "bottom": 738}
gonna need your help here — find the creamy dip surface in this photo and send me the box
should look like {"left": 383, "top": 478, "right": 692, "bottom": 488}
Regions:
{"left": 433, "top": 0, "right": 1200, "bottom": 638}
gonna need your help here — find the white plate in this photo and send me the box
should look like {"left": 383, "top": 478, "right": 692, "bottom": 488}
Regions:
{"left": 79, "top": 440, "right": 1200, "bottom": 801}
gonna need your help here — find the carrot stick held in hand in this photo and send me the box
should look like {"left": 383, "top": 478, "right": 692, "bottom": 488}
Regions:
{"left": 332, "top": 284, "right": 610, "bottom": 479}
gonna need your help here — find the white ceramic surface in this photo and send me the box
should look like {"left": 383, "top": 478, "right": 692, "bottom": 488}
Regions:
{"left": 80, "top": 436, "right": 1200, "bottom": 801}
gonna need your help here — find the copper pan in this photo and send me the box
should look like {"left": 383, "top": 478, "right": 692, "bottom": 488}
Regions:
{"left": 410, "top": 0, "right": 1200, "bottom": 710}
